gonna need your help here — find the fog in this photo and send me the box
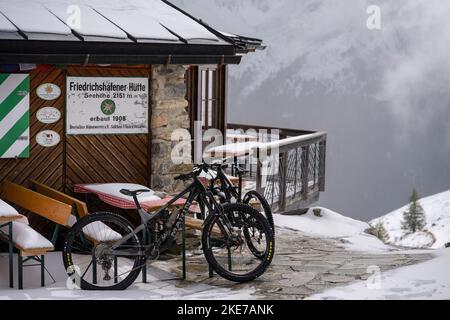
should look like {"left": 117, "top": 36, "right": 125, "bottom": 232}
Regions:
{"left": 173, "top": 0, "right": 450, "bottom": 220}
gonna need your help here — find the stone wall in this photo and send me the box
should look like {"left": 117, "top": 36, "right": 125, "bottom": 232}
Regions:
{"left": 150, "top": 65, "right": 192, "bottom": 192}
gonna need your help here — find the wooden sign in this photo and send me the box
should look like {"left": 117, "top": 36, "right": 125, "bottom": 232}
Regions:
{"left": 66, "top": 77, "right": 148, "bottom": 135}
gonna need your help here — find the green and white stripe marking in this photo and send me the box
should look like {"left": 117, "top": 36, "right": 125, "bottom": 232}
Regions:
{"left": 0, "top": 74, "right": 30, "bottom": 158}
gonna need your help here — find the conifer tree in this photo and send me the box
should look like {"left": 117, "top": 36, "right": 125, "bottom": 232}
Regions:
{"left": 401, "top": 188, "right": 426, "bottom": 233}
{"left": 368, "top": 222, "right": 390, "bottom": 243}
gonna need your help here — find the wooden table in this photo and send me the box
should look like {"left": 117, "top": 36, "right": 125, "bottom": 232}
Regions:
{"left": 74, "top": 184, "right": 187, "bottom": 212}
{"left": 0, "top": 215, "right": 22, "bottom": 288}
{"left": 205, "top": 141, "right": 262, "bottom": 176}
{"left": 226, "top": 133, "right": 258, "bottom": 144}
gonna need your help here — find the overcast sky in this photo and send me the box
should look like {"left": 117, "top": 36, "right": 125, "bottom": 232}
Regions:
{"left": 174, "top": 0, "right": 450, "bottom": 221}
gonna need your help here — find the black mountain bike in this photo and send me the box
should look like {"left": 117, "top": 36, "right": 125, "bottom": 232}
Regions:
{"left": 62, "top": 163, "right": 274, "bottom": 290}
{"left": 201, "top": 163, "right": 274, "bottom": 260}
{"left": 205, "top": 162, "right": 274, "bottom": 232}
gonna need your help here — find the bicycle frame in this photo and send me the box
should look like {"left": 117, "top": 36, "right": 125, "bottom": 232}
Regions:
{"left": 108, "top": 175, "right": 236, "bottom": 257}
{"left": 210, "top": 165, "right": 243, "bottom": 203}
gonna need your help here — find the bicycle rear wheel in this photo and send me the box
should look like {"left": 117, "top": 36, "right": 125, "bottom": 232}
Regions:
{"left": 202, "top": 203, "right": 274, "bottom": 283}
{"left": 62, "top": 212, "right": 144, "bottom": 290}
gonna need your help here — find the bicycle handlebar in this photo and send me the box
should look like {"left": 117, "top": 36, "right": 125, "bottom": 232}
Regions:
{"left": 173, "top": 161, "right": 233, "bottom": 182}
{"left": 174, "top": 163, "right": 205, "bottom": 181}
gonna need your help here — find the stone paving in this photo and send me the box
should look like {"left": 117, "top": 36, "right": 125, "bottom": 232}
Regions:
{"left": 155, "top": 227, "right": 433, "bottom": 299}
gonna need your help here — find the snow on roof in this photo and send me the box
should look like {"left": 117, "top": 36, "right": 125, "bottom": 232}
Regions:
{"left": 45, "top": 3, "right": 129, "bottom": 40}
{"left": 0, "top": 0, "right": 220, "bottom": 43}
{"left": 0, "top": 11, "right": 16, "bottom": 33}
{"left": 96, "top": 7, "right": 180, "bottom": 42}
{"left": 143, "top": 0, "right": 218, "bottom": 42}
{"left": 0, "top": 0, "right": 73, "bottom": 40}
{"left": 0, "top": 11, "right": 22, "bottom": 39}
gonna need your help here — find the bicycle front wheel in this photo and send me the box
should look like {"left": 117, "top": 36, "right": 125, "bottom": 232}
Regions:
{"left": 63, "top": 212, "right": 144, "bottom": 290}
{"left": 202, "top": 203, "right": 275, "bottom": 283}
{"left": 243, "top": 190, "right": 274, "bottom": 232}
{"left": 242, "top": 190, "right": 275, "bottom": 259}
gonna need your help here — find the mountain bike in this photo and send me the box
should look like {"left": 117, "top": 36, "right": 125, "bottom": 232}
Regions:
{"left": 62, "top": 163, "right": 274, "bottom": 290}
{"left": 203, "top": 162, "right": 274, "bottom": 231}
{"left": 201, "top": 162, "right": 274, "bottom": 259}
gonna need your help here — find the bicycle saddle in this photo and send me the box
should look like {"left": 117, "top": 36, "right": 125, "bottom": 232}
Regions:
{"left": 119, "top": 189, "right": 151, "bottom": 197}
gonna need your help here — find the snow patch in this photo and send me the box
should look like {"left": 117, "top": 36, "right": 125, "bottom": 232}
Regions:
{"left": 371, "top": 190, "right": 450, "bottom": 248}
{"left": 396, "top": 232, "right": 435, "bottom": 249}
{"left": 309, "top": 249, "right": 450, "bottom": 300}
{"left": 0, "top": 222, "right": 53, "bottom": 250}
{"left": 0, "top": 252, "right": 256, "bottom": 300}
{"left": 0, "top": 199, "right": 20, "bottom": 218}
{"left": 81, "top": 221, "right": 122, "bottom": 242}
{"left": 274, "top": 207, "right": 394, "bottom": 252}
{"left": 81, "top": 183, "right": 160, "bottom": 203}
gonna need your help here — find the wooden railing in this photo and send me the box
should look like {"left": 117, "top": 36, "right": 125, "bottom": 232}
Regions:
{"left": 227, "top": 123, "right": 327, "bottom": 214}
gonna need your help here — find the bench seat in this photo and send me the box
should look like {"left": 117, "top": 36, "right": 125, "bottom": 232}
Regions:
{"left": 1, "top": 181, "right": 73, "bottom": 289}
{"left": 0, "top": 199, "right": 22, "bottom": 222}
{"left": 1, "top": 221, "right": 54, "bottom": 255}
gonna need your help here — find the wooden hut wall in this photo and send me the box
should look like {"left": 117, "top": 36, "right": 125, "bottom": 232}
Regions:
{"left": 0, "top": 65, "right": 152, "bottom": 233}
{"left": 65, "top": 65, "right": 152, "bottom": 192}
{"left": 0, "top": 67, "right": 65, "bottom": 191}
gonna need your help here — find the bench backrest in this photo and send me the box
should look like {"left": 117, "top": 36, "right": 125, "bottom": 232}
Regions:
{"left": 29, "top": 180, "right": 89, "bottom": 218}
{"left": 1, "top": 181, "right": 72, "bottom": 226}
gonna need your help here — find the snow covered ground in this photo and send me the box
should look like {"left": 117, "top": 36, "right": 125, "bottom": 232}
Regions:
{"left": 272, "top": 207, "right": 450, "bottom": 300}
{"left": 371, "top": 190, "right": 450, "bottom": 249}
{"left": 274, "top": 207, "right": 395, "bottom": 253}
{"left": 1, "top": 203, "right": 448, "bottom": 300}
{"left": 309, "top": 249, "right": 450, "bottom": 300}
{"left": 0, "top": 253, "right": 255, "bottom": 300}
{"left": 272, "top": 205, "right": 450, "bottom": 300}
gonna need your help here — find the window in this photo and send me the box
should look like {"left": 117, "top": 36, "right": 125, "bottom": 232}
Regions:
{"left": 200, "top": 67, "right": 216, "bottom": 129}
{"left": 186, "top": 65, "right": 227, "bottom": 135}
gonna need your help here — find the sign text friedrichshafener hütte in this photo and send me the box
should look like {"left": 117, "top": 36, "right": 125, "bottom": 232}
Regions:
{"left": 66, "top": 77, "right": 149, "bottom": 135}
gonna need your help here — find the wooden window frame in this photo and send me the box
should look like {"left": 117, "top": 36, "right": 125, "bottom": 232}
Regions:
{"left": 187, "top": 65, "right": 227, "bottom": 138}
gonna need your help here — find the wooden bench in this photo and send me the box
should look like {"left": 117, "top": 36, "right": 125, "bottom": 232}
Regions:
{"left": 184, "top": 216, "right": 222, "bottom": 237}
{"left": 30, "top": 180, "right": 123, "bottom": 244}
{"left": 30, "top": 180, "right": 88, "bottom": 218}
{"left": 29, "top": 180, "right": 89, "bottom": 242}
{"left": 1, "top": 181, "right": 73, "bottom": 289}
